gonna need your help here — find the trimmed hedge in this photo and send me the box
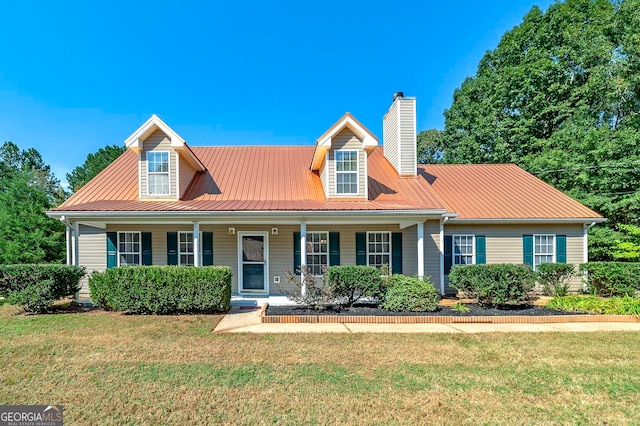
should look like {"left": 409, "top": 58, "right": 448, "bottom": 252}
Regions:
{"left": 381, "top": 275, "right": 440, "bottom": 312}
{"left": 326, "top": 265, "right": 384, "bottom": 306}
{"left": 548, "top": 295, "right": 640, "bottom": 315}
{"left": 580, "top": 262, "right": 640, "bottom": 297}
{"left": 537, "top": 263, "right": 575, "bottom": 297}
{"left": 0, "top": 264, "right": 85, "bottom": 313}
{"left": 88, "top": 266, "right": 232, "bottom": 314}
{"left": 449, "top": 264, "right": 536, "bottom": 306}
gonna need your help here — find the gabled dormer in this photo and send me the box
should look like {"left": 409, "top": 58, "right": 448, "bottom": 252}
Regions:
{"left": 124, "top": 115, "right": 206, "bottom": 200}
{"left": 310, "top": 113, "right": 378, "bottom": 200}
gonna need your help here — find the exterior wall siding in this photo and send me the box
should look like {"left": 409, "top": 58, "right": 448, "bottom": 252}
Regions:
{"left": 77, "top": 225, "right": 107, "bottom": 298}
{"left": 398, "top": 98, "right": 417, "bottom": 175}
{"left": 425, "top": 220, "right": 442, "bottom": 290}
{"left": 140, "top": 130, "right": 177, "bottom": 199}
{"left": 326, "top": 128, "right": 367, "bottom": 198}
{"left": 178, "top": 155, "right": 196, "bottom": 198}
{"left": 319, "top": 153, "right": 328, "bottom": 197}
{"left": 382, "top": 101, "right": 399, "bottom": 172}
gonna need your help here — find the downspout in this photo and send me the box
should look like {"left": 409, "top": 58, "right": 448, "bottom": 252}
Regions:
{"left": 60, "top": 215, "right": 72, "bottom": 266}
{"left": 583, "top": 222, "right": 597, "bottom": 291}
{"left": 439, "top": 216, "right": 449, "bottom": 295}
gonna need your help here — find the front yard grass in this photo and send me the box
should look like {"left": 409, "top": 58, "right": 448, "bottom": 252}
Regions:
{"left": 2, "top": 303, "right": 640, "bottom": 425}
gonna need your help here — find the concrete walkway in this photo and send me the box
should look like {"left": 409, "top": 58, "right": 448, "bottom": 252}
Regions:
{"left": 213, "top": 307, "right": 640, "bottom": 334}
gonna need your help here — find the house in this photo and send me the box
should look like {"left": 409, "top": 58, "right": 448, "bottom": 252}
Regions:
{"left": 48, "top": 93, "right": 605, "bottom": 301}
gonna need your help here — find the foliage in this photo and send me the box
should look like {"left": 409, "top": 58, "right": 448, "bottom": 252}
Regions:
{"left": 380, "top": 275, "right": 440, "bottom": 312}
{"left": 88, "top": 266, "right": 231, "bottom": 314}
{"left": 0, "top": 264, "right": 85, "bottom": 313}
{"left": 326, "top": 265, "right": 384, "bottom": 307}
{"left": 537, "top": 263, "right": 575, "bottom": 296}
{"left": 417, "top": 129, "right": 445, "bottom": 164}
{"left": 66, "top": 144, "right": 125, "bottom": 192}
{"left": 451, "top": 302, "right": 470, "bottom": 313}
{"left": 612, "top": 224, "right": 640, "bottom": 261}
{"left": 281, "top": 268, "right": 334, "bottom": 310}
{"left": 448, "top": 264, "right": 536, "bottom": 306}
{"left": 580, "top": 262, "right": 640, "bottom": 297}
{"left": 588, "top": 225, "right": 621, "bottom": 261}
{"left": 548, "top": 295, "right": 640, "bottom": 315}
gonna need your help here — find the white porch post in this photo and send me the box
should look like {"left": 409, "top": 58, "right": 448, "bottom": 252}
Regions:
{"left": 417, "top": 221, "right": 425, "bottom": 279}
{"left": 65, "top": 224, "right": 72, "bottom": 265}
{"left": 193, "top": 222, "right": 200, "bottom": 267}
{"left": 583, "top": 223, "right": 589, "bottom": 292}
{"left": 72, "top": 222, "right": 80, "bottom": 267}
{"left": 300, "top": 222, "right": 307, "bottom": 295}
{"left": 439, "top": 219, "right": 445, "bottom": 295}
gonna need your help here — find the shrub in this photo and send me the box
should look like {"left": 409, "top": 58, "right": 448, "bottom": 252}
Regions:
{"left": 547, "top": 295, "right": 640, "bottom": 315}
{"left": 580, "top": 262, "right": 640, "bottom": 297}
{"left": 380, "top": 275, "right": 440, "bottom": 312}
{"left": 326, "top": 265, "right": 384, "bottom": 306}
{"left": 280, "top": 268, "right": 334, "bottom": 310}
{"left": 88, "top": 266, "right": 231, "bottom": 314}
{"left": 0, "top": 264, "right": 85, "bottom": 313}
{"left": 448, "top": 264, "right": 536, "bottom": 306}
{"left": 537, "top": 263, "right": 575, "bottom": 297}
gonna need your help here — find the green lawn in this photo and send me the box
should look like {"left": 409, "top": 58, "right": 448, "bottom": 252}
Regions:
{"left": 1, "top": 304, "right": 640, "bottom": 425}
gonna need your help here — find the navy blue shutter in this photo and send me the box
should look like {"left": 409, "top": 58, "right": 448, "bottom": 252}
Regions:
{"left": 202, "top": 232, "right": 213, "bottom": 266}
{"left": 106, "top": 232, "right": 117, "bottom": 268}
{"left": 523, "top": 235, "right": 533, "bottom": 267}
{"left": 556, "top": 235, "right": 567, "bottom": 263}
{"left": 329, "top": 232, "right": 340, "bottom": 266}
{"left": 141, "top": 232, "right": 152, "bottom": 265}
{"left": 293, "top": 232, "right": 301, "bottom": 275}
{"left": 167, "top": 232, "right": 178, "bottom": 265}
{"left": 391, "top": 232, "right": 402, "bottom": 274}
{"left": 355, "top": 232, "right": 367, "bottom": 265}
{"left": 475, "top": 235, "right": 486, "bottom": 264}
{"left": 444, "top": 235, "right": 453, "bottom": 274}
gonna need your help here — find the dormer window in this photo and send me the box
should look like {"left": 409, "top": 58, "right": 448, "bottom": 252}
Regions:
{"left": 335, "top": 150, "right": 358, "bottom": 194}
{"left": 147, "top": 151, "right": 170, "bottom": 195}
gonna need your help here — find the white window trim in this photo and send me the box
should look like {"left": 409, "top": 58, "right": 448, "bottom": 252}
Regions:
{"left": 334, "top": 149, "right": 359, "bottom": 195}
{"left": 533, "top": 234, "right": 556, "bottom": 270}
{"left": 147, "top": 150, "right": 170, "bottom": 196}
{"left": 452, "top": 234, "right": 476, "bottom": 266}
{"left": 178, "top": 231, "right": 203, "bottom": 266}
{"left": 306, "top": 231, "right": 330, "bottom": 275}
{"left": 117, "top": 231, "right": 142, "bottom": 266}
{"left": 366, "top": 231, "right": 392, "bottom": 269}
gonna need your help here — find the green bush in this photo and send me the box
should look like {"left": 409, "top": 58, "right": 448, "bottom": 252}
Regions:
{"left": 580, "top": 262, "right": 640, "bottom": 297}
{"left": 380, "top": 275, "right": 440, "bottom": 312}
{"left": 537, "top": 263, "right": 575, "bottom": 297}
{"left": 448, "top": 264, "right": 536, "bottom": 306}
{"left": 326, "top": 265, "right": 383, "bottom": 306}
{"left": 88, "top": 266, "right": 231, "bottom": 314}
{"left": 0, "top": 264, "right": 85, "bottom": 313}
{"left": 547, "top": 295, "right": 640, "bottom": 315}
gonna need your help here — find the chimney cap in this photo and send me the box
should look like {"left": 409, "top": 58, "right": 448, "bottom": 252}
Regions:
{"left": 393, "top": 92, "right": 404, "bottom": 102}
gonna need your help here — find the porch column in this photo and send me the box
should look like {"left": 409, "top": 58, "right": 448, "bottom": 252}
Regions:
{"left": 193, "top": 222, "right": 200, "bottom": 267}
{"left": 72, "top": 222, "right": 80, "bottom": 267}
{"left": 300, "top": 222, "right": 307, "bottom": 295}
{"left": 439, "top": 219, "right": 445, "bottom": 295}
{"left": 417, "top": 221, "right": 425, "bottom": 279}
{"left": 65, "top": 223, "right": 72, "bottom": 265}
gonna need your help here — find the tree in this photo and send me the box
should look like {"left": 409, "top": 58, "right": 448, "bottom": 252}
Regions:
{"left": 417, "top": 129, "right": 444, "bottom": 164}
{"left": 66, "top": 144, "right": 125, "bottom": 192}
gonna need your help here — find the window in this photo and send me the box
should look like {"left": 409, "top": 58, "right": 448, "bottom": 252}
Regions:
{"left": 335, "top": 150, "right": 358, "bottom": 194}
{"left": 178, "top": 232, "right": 202, "bottom": 266}
{"left": 367, "top": 232, "right": 390, "bottom": 268}
{"left": 534, "top": 234, "right": 555, "bottom": 269}
{"left": 306, "top": 232, "right": 328, "bottom": 275}
{"left": 118, "top": 232, "right": 141, "bottom": 266}
{"left": 147, "top": 151, "right": 170, "bottom": 195}
{"left": 453, "top": 235, "right": 474, "bottom": 265}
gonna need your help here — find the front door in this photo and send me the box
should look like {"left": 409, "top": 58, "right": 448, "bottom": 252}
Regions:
{"left": 238, "top": 232, "right": 268, "bottom": 293}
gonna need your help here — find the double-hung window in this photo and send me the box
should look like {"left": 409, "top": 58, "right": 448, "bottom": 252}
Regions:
{"left": 335, "top": 150, "right": 358, "bottom": 194}
{"left": 147, "top": 151, "right": 170, "bottom": 195}
{"left": 306, "top": 232, "right": 329, "bottom": 275}
{"left": 178, "top": 232, "right": 202, "bottom": 266}
{"left": 367, "top": 232, "right": 391, "bottom": 268}
{"left": 453, "top": 235, "right": 474, "bottom": 265}
{"left": 534, "top": 234, "right": 555, "bottom": 270}
{"left": 118, "top": 232, "right": 141, "bottom": 266}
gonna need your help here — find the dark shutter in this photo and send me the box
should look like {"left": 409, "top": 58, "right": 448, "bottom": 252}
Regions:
{"left": 167, "top": 232, "right": 178, "bottom": 265}
{"left": 202, "top": 232, "right": 213, "bottom": 266}
{"left": 444, "top": 235, "right": 452, "bottom": 274}
{"left": 106, "top": 232, "right": 117, "bottom": 268}
{"left": 141, "top": 232, "right": 152, "bottom": 265}
{"left": 391, "top": 232, "right": 403, "bottom": 274}
{"left": 523, "top": 235, "right": 533, "bottom": 267}
{"left": 329, "top": 232, "right": 340, "bottom": 266}
{"left": 355, "top": 232, "right": 366, "bottom": 265}
{"left": 476, "top": 235, "right": 486, "bottom": 264}
{"left": 293, "top": 232, "right": 301, "bottom": 275}
{"left": 556, "top": 235, "right": 567, "bottom": 263}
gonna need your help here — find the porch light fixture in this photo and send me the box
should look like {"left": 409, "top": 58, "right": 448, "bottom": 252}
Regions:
{"left": 271, "top": 228, "right": 278, "bottom": 235}
{"left": 228, "top": 227, "right": 235, "bottom": 235}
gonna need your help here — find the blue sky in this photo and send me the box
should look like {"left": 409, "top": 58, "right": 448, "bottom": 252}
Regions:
{"left": 0, "top": 0, "right": 554, "bottom": 184}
